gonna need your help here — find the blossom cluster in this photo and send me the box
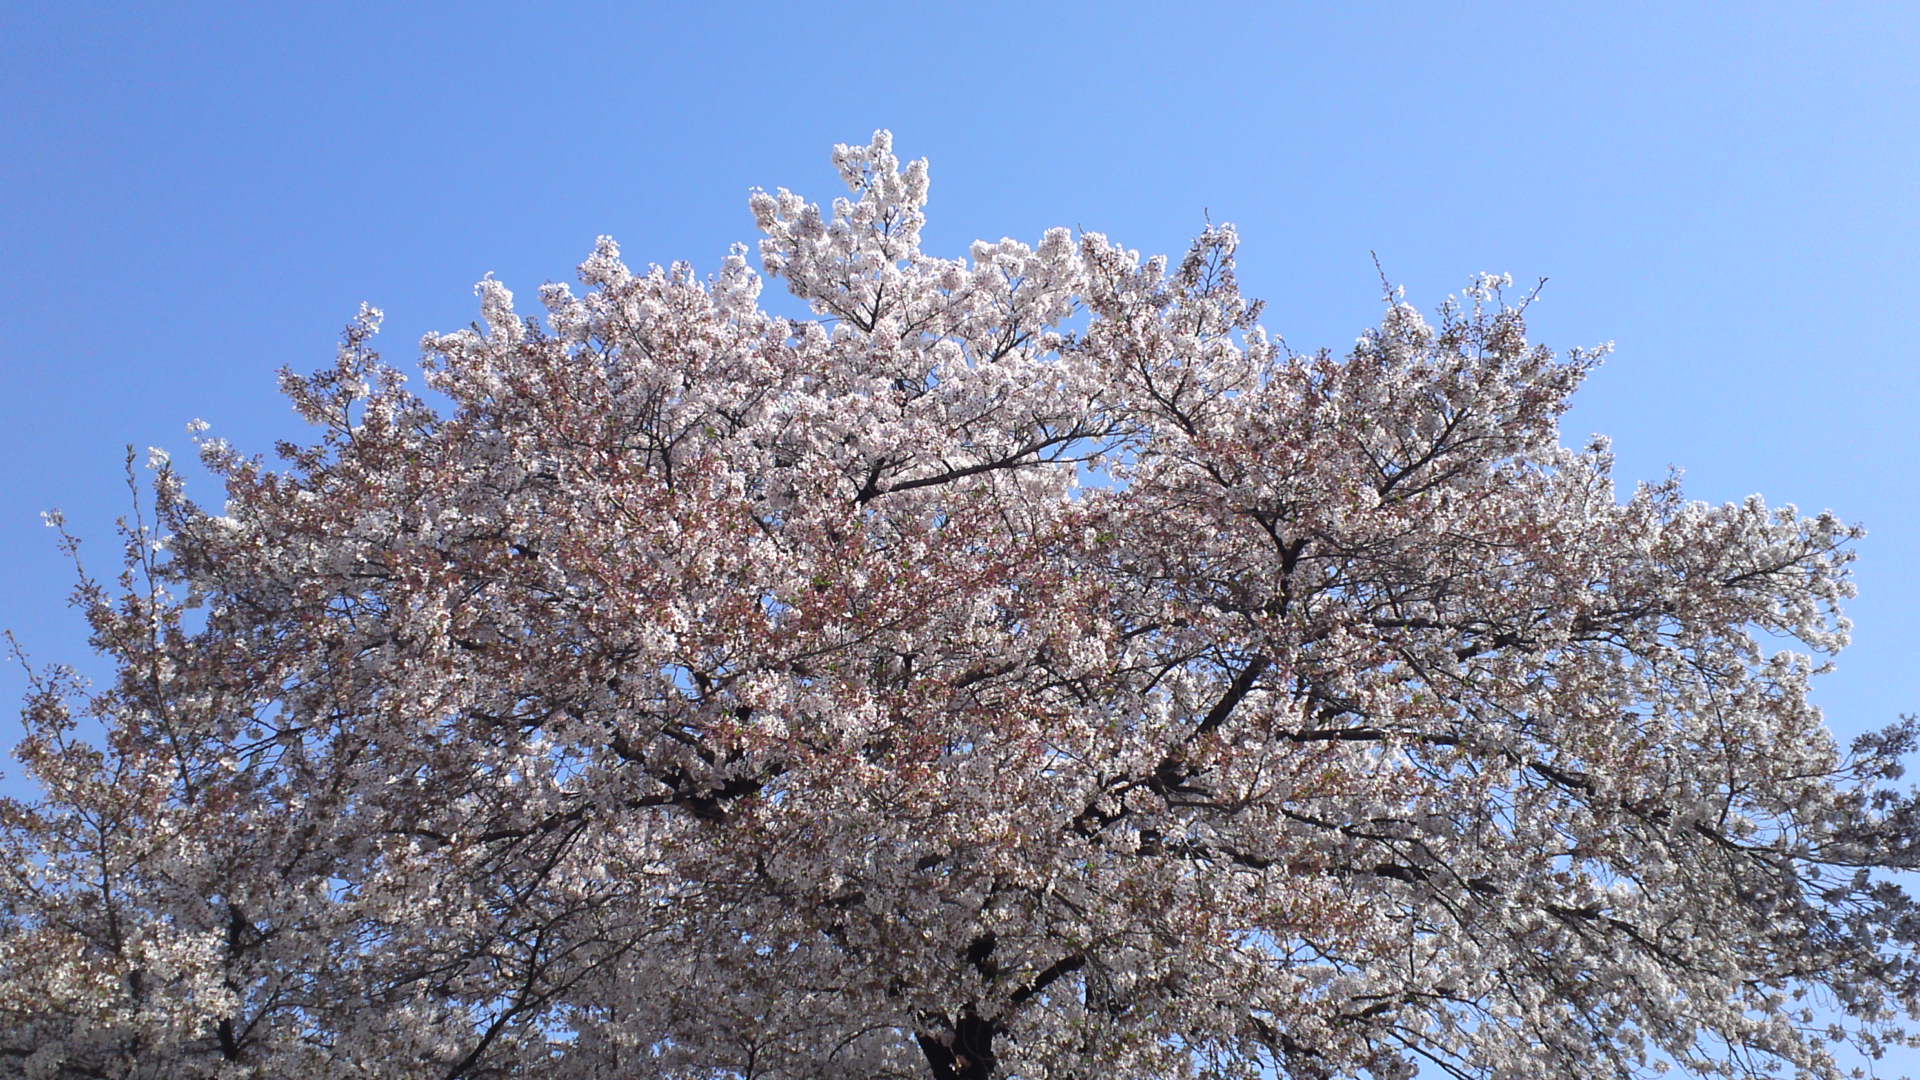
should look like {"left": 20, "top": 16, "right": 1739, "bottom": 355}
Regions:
{"left": 3, "top": 133, "right": 1915, "bottom": 1080}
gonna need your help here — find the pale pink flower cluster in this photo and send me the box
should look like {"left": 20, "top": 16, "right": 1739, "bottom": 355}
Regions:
{"left": 3, "top": 133, "right": 1914, "bottom": 1080}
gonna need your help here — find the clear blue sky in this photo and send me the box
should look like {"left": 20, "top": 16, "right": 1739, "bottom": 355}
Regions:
{"left": 3, "top": 2, "right": 1917, "bottom": 1071}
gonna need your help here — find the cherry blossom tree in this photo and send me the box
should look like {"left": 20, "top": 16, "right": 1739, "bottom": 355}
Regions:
{"left": 5, "top": 131, "right": 1918, "bottom": 1080}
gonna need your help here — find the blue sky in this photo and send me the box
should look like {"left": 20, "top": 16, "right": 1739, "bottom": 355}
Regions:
{"left": 3, "top": 1, "right": 1918, "bottom": 1071}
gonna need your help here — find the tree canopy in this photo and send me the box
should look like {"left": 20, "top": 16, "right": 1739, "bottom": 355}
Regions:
{"left": 5, "top": 132, "right": 1917, "bottom": 1080}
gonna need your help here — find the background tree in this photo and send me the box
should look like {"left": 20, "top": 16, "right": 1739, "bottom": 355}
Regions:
{"left": 4, "top": 132, "right": 1917, "bottom": 1080}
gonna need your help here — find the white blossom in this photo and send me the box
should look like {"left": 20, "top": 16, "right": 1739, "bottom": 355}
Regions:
{"left": 3, "top": 133, "right": 1914, "bottom": 1080}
